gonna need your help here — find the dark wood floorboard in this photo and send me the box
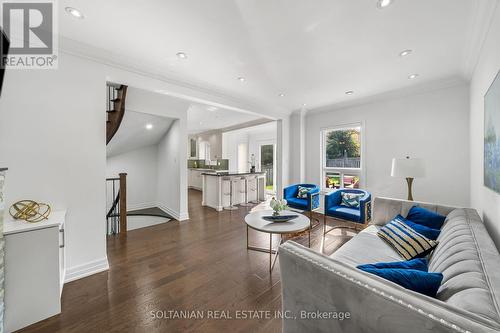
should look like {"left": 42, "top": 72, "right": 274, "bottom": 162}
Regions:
{"left": 18, "top": 189, "right": 354, "bottom": 333}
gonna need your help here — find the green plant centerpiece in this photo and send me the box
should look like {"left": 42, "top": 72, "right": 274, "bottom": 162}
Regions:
{"left": 270, "top": 197, "right": 288, "bottom": 216}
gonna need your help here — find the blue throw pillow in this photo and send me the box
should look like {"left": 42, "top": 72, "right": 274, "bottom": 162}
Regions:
{"left": 358, "top": 267, "right": 443, "bottom": 298}
{"left": 393, "top": 214, "right": 440, "bottom": 240}
{"left": 357, "top": 257, "right": 428, "bottom": 272}
{"left": 406, "top": 206, "right": 446, "bottom": 230}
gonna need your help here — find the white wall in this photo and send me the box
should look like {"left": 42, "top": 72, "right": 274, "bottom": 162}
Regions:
{"left": 289, "top": 110, "right": 306, "bottom": 184}
{"left": 305, "top": 83, "right": 470, "bottom": 207}
{"left": 126, "top": 88, "right": 189, "bottom": 221}
{"left": 0, "top": 54, "right": 109, "bottom": 281}
{"left": 157, "top": 120, "right": 188, "bottom": 220}
{"left": 470, "top": 2, "right": 500, "bottom": 250}
{"left": 106, "top": 144, "right": 159, "bottom": 210}
{"left": 0, "top": 53, "right": 191, "bottom": 283}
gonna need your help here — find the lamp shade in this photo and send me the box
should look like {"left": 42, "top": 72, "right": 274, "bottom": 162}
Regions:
{"left": 391, "top": 157, "right": 425, "bottom": 178}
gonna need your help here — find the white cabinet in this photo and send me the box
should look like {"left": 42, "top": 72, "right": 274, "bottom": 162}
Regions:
{"left": 188, "top": 169, "right": 206, "bottom": 190}
{"left": 4, "top": 211, "right": 66, "bottom": 333}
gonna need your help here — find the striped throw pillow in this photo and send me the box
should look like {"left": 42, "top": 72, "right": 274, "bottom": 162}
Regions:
{"left": 377, "top": 215, "right": 438, "bottom": 260}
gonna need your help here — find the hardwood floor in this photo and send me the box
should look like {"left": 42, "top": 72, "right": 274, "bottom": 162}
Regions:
{"left": 19, "top": 190, "right": 354, "bottom": 333}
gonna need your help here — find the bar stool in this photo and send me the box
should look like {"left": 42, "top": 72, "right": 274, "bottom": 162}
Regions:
{"left": 240, "top": 176, "right": 253, "bottom": 207}
{"left": 250, "top": 176, "right": 261, "bottom": 204}
{"left": 223, "top": 177, "right": 238, "bottom": 210}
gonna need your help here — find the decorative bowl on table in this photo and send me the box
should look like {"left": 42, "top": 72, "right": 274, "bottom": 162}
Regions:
{"left": 262, "top": 215, "right": 299, "bottom": 223}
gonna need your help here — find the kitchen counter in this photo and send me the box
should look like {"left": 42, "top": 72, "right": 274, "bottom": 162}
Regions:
{"left": 202, "top": 172, "right": 266, "bottom": 211}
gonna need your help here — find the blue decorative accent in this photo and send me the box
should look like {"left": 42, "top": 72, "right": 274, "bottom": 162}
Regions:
{"left": 283, "top": 184, "right": 320, "bottom": 212}
{"left": 406, "top": 206, "right": 446, "bottom": 230}
{"left": 357, "top": 266, "right": 443, "bottom": 298}
{"left": 397, "top": 214, "right": 441, "bottom": 240}
{"left": 357, "top": 258, "right": 429, "bottom": 272}
{"left": 324, "top": 189, "right": 371, "bottom": 224}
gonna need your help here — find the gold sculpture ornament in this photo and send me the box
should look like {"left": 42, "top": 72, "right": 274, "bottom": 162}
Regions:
{"left": 9, "top": 200, "right": 51, "bottom": 223}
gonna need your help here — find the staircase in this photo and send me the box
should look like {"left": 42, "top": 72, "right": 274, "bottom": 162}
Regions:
{"left": 106, "top": 83, "right": 128, "bottom": 145}
{"left": 106, "top": 83, "right": 128, "bottom": 234}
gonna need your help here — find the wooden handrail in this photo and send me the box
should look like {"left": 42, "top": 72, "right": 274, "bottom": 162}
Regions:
{"left": 119, "top": 173, "right": 127, "bottom": 234}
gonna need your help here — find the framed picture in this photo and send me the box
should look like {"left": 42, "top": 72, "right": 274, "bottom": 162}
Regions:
{"left": 485, "top": 70, "right": 500, "bottom": 193}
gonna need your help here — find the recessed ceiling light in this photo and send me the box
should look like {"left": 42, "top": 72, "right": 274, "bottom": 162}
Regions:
{"left": 345, "top": 91, "right": 354, "bottom": 95}
{"left": 408, "top": 74, "right": 419, "bottom": 79}
{"left": 279, "top": 93, "right": 285, "bottom": 97}
{"left": 399, "top": 49, "right": 412, "bottom": 57}
{"left": 237, "top": 77, "right": 245, "bottom": 82}
{"left": 377, "top": 0, "right": 394, "bottom": 9}
{"left": 146, "top": 124, "right": 153, "bottom": 130}
{"left": 65, "top": 7, "right": 84, "bottom": 19}
{"left": 176, "top": 52, "right": 187, "bottom": 59}
{"left": 199, "top": 121, "right": 203, "bottom": 125}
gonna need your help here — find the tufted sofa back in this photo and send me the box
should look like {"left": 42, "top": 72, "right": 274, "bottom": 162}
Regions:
{"left": 428, "top": 208, "right": 500, "bottom": 324}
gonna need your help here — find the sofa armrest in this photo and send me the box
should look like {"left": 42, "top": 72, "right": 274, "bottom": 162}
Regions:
{"left": 372, "top": 197, "right": 459, "bottom": 226}
{"left": 279, "top": 241, "right": 499, "bottom": 333}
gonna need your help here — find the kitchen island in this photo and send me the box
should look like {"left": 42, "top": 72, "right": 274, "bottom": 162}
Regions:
{"left": 202, "top": 172, "right": 266, "bottom": 211}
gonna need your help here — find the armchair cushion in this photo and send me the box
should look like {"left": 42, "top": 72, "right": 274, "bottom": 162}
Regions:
{"left": 286, "top": 197, "right": 308, "bottom": 210}
{"left": 327, "top": 205, "right": 361, "bottom": 222}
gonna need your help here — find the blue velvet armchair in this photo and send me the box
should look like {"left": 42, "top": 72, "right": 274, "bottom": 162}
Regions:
{"left": 283, "top": 184, "right": 320, "bottom": 247}
{"left": 324, "top": 189, "right": 371, "bottom": 235}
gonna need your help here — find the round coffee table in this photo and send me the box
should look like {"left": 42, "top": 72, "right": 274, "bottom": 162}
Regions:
{"left": 245, "top": 210, "right": 311, "bottom": 272}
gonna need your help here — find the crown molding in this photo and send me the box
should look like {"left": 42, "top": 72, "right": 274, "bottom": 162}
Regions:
{"left": 58, "top": 37, "right": 290, "bottom": 119}
{"left": 462, "top": 0, "right": 499, "bottom": 79}
{"left": 307, "top": 76, "right": 468, "bottom": 116}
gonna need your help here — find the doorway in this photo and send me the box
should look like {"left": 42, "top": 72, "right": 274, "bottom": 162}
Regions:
{"left": 260, "top": 143, "right": 276, "bottom": 195}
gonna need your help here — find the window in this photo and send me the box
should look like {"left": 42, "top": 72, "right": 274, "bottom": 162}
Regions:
{"left": 321, "top": 124, "right": 362, "bottom": 190}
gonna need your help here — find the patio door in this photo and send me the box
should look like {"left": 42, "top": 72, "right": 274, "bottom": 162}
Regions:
{"left": 260, "top": 144, "right": 275, "bottom": 194}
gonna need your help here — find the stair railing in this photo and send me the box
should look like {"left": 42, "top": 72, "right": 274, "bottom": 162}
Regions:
{"left": 106, "top": 173, "right": 127, "bottom": 235}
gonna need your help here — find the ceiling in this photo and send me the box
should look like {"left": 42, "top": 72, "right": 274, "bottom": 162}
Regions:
{"left": 58, "top": 0, "right": 484, "bottom": 113}
{"left": 187, "top": 103, "right": 262, "bottom": 134}
{"left": 107, "top": 111, "right": 175, "bottom": 157}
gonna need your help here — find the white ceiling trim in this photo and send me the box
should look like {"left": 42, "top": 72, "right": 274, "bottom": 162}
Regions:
{"left": 59, "top": 37, "right": 288, "bottom": 119}
{"left": 462, "top": 0, "right": 500, "bottom": 78}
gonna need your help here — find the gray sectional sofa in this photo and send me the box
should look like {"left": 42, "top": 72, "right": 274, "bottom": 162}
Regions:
{"left": 279, "top": 197, "right": 500, "bottom": 333}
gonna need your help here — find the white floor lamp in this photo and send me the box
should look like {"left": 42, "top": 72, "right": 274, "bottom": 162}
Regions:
{"left": 391, "top": 157, "right": 425, "bottom": 201}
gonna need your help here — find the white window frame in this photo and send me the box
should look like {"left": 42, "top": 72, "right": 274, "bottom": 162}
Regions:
{"left": 320, "top": 122, "right": 365, "bottom": 192}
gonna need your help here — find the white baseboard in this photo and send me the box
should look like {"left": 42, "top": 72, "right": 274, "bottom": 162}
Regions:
{"left": 157, "top": 203, "right": 189, "bottom": 221}
{"left": 64, "top": 257, "right": 109, "bottom": 283}
{"left": 127, "top": 202, "right": 156, "bottom": 211}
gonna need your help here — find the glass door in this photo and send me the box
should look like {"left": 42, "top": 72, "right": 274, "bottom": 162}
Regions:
{"left": 260, "top": 144, "right": 275, "bottom": 194}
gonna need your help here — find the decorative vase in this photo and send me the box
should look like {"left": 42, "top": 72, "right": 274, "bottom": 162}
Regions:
{"left": 272, "top": 210, "right": 280, "bottom": 217}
